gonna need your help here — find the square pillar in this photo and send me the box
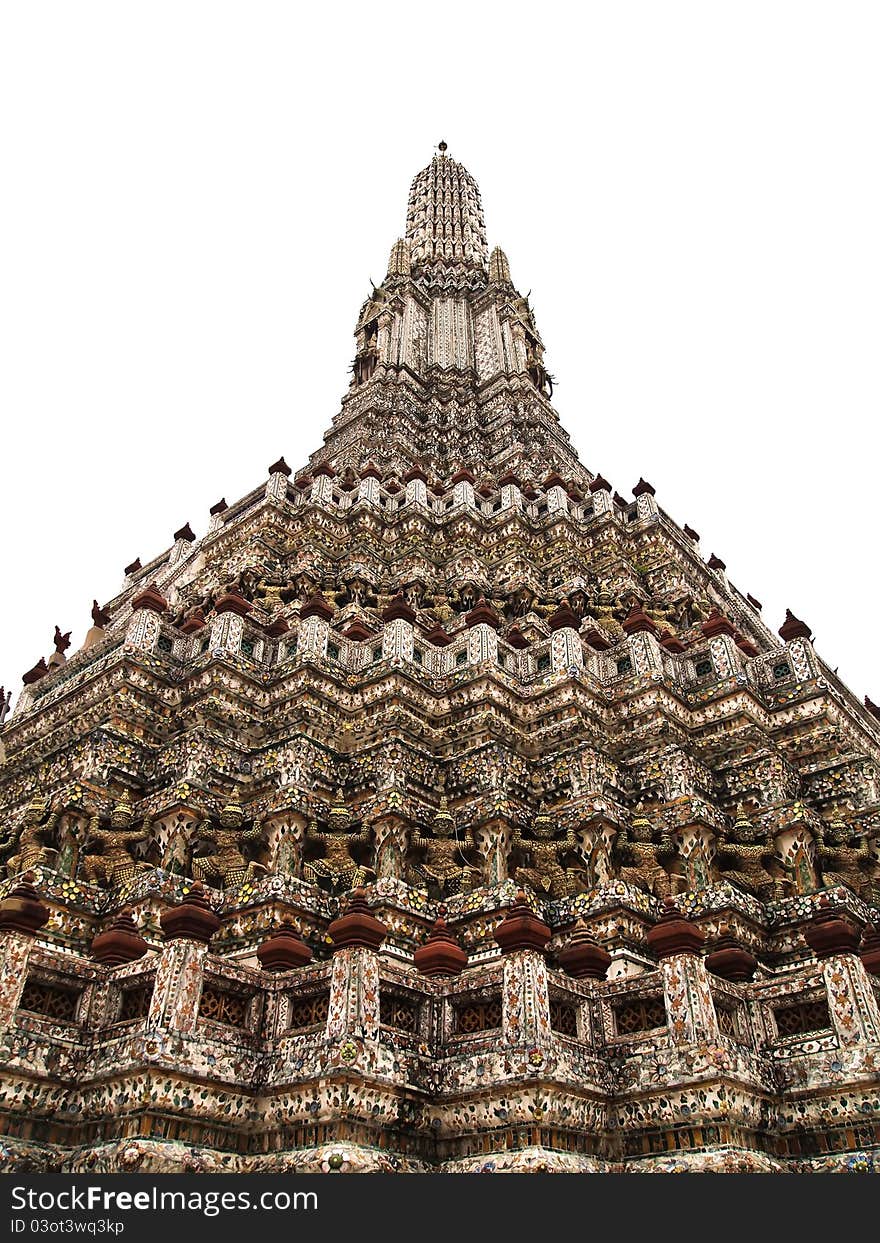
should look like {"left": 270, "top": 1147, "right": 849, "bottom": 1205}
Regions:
{"left": 326, "top": 947, "right": 380, "bottom": 1041}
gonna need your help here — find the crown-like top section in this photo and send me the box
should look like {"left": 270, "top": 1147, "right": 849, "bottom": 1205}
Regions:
{"left": 405, "top": 147, "right": 488, "bottom": 274}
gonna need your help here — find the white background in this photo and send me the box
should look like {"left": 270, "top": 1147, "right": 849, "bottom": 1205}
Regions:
{"left": 1, "top": 2, "right": 878, "bottom": 709}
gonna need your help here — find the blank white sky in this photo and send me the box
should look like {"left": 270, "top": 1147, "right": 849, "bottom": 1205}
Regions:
{"left": 1, "top": 2, "right": 878, "bottom": 709}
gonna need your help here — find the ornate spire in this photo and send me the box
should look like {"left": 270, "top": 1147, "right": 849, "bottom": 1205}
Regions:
{"left": 405, "top": 144, "right": 488, "bottom": 276}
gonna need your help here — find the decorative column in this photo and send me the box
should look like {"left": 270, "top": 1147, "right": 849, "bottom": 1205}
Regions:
{"left": 498, "top": 472, "right": 523, "bottom": 512}
{"left": 450, "top": 468, "right": 476, "bottom": 510}
{"left": 621, "top": 602, "right": 664, "bottom": 679}
{"left": 805, "top": 907, "right": 880, "bottom": 1047}
{"left": 0, "top": 876, "right": 49, "bottom": 1032}
{"left": 701, "top": 610, "right": 744, "bottom": 679}
{"left": 543, "top": 473, "right": 569, "bottom": 517}
{"left": 404, "top": 466, "right": 428, "bottom": 507}
{"left": 358, "top": 464, "right": 382, "bottom": 506}
{"left": 125, "top": 583, "right": 168, "bottom": 652}
{"left": 208, "top": 586, "right": 253, "bottom": 656}
{"left": 494, "top": 892, "right": 552, "bottom": 1049}
{"left": 296, "top": 593, "right": 334, "bottom": 660}
{"left": 778, "top": 610, "right": 819, "bottom": 680}
{"left": 149, "top": 884, "right": 220, "bottom": 1036}
{"left": 647, "top": 900, "right": 719, "bottom": 1046}
{"left": 465, "top": 598, "right": 501, "bottom": 664}
{"left": 548, "top": 601, "right": 584, "bottom": 673}
{"left": 170, "top": 522, "right": 197, "bottom": 566}
{"left": 310, "top": 463, "right": 336, "bottom": 506}
{"left": 633, "top": 478, "right": 659, "bottom": 521}
{"left": 381, "top": 595, "right": 416, "bottom": 665}
{"left": 326, "top": 891, "right": 386, "bottom": 1041}
{"left": 266, "top": 455, "right": 292, "bottom": 503}
{"left": 588, "top": 473, "right": 614, "bottom": 518}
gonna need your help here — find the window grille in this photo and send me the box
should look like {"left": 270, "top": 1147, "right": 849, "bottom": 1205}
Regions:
{"left": 18, "top": 978, "right": 80, "bottom": 1022}
{"left": 695, "top": 659, "right": 712, "bottom": 677}
{"left": 199, "top": 984, "right": 248, "bottom": 1028}
{"left": 715, "top": 999, "right": 744, "bottom": 1042}
{"left": 118, "top": 985, "right": 152, "bottom": 1023}
{"left": 380, "top": 992, "right": 419, "bottom": 1032}
{"left": 773, "top": 998, "right": 831, "bottom": 1037}
{"left": 773, "top": 662, "right": 791, "bottom": 681}
{"left": 613, "top": 995, "right": 666, "bottom": 1036}
{"left": 549, "top": 998, "right": 579, "bottom": 1037}
{"left": 287, "top": 991, "right": 330, "bottom": 1032}
{"left": 454, "top": 996, "right": 503, "bottom": 1034}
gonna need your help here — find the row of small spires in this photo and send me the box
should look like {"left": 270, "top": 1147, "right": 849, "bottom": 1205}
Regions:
{"left": 16, "top": 586, "right": 815, "bottom": 691}
{"left": 3, "top": 876, "right": 879, "bottom": 984}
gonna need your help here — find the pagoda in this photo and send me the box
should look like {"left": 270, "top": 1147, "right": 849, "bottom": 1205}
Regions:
{"left": 2, "top": 145, "right": 880, "bottom": 1174}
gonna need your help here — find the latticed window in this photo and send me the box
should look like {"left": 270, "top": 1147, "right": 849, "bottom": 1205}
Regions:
{"left": 287, "top": 991, "right": 329, "bottom": 1033}
{"left": 18, "top": 978, "right": 80, "bottom": 1022}
{"left": 157, "top": 635, "right": 173, "bottom": 653}
{"left": 549, "top": 998, "right": 579, "bottom": 1037}
{"left": 773, "top": 662, "right": 791, "bottom": 681}
{"left": 454, "top": 996, "right": 503, "bottom": 1034}
{"left": 118, "top": 985, "right": 151, "bottom": 1023}
{"left": 613, "top": 995, "right": 666, "bottom": 1037}
{"left": 199, "top": 985, "right": 249, "bottom": 1028}
{"left": 380, "top": 992, "right": 419, "bottom": 1032}
{"left": 616, "top": 656, "right": 632, "bottom": 676}
{"left": 773, "top": 998, "right": 831, "bottom": 1037}
{"left": 695, "top": 659, "right": 712, "bottom": 677}
{"left": 715, "top": 1000, "right": 744, "bottom": 1042}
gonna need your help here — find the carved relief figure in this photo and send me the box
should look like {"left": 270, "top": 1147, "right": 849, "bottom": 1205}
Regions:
{"left": 714, "top": 805, "right": 779, "bottom": 901}
{"left": 302, "top": 791, "right": 375, "bottom": 893}
{"left": 510, "top": 802, "right": 589, "bottom": 899}
{"left": 79, "top": 793, "right": 153, "bottom": 890}
{"left": 192, "top": 801, "right": 267, "bottom": 889}
{"left": 408, "top": 796, "right": 480, "bottom": 898}
{"left": 1, "top": 794, "right": 59, "bottom": 877}
{"left": 613, "top": 806, "right": 675, "bottom": 898}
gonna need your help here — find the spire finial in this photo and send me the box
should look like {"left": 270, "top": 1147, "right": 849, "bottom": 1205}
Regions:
{"left": 438, "top": 139, "right": 448, "bottom": 154}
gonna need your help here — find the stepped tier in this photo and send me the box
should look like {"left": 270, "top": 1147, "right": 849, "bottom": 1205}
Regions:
{"left": 2, "top": 147, "right": 880, "bottom": 1174}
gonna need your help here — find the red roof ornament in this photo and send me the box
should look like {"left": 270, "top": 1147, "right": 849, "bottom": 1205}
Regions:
{"left": 214, "top": 585, "right": 253, "bottom": 617}
{"left": 588, "top": 474, "right": 612, "bottom": 494}
{"left": 359, "top": 462, "right": 382, "bottom": 481}
{"left": 584, "top": 628, "right": 612, "bottom": 652}
{"left": 91, "top": 908, "right": 149, "bottom": 965}
{"left": 548, "top": 600, "right": 580, "bottom": 632}
{"left": 498, "top": 471, "right": 521, "bottom": 488}
{"left": 264, "top": 615, "right": 290, "bottom": 638}
{"left": 778, "top": 609, "right": 813, "bottom": 643}
{"left": 556, "top": 920, "right": 612, "bottom": 979}
{"left": 683, "top": 525, "right": 700, "bottom": 542}
{"left": 256, "top": 922, "right": 313, "bottom": 972}
{"left": 173, "top": 522, "right": 196, "bottom": 543}
{"left": 313, "top": 462, "right": 336, "bottom": 479}
{"left": 124, "top": 557, "right": 142, "bottom": 575}
{"left": 658, "top": 630, "right": 687, "bottom": 654}
{"left": 506, "top": 625, "right": 530, "bottom": 650}
{"left": 707, "top": 553, "right": 726, "bottom": 572}
{"left": 267, "top": 456, "right": 292, "bottom": 477}
{"left": 22, "top": 658, "right": 49, "bottom": 686}
{"left": 701, "top": 608, "right": 736, "bottom": 639}
{"left": 343, "top": 618, "right": 375, "bottom": 641}
{"left": 704, "top": 926, "right": 758, "bottom": 982}
{"left": 735, "top": 633, "right": 760, "bottom": 657}
{"left": 803, "top": 904, "right": 861, "bottom": 958}
{"left": 413, "top": 912, "right": 468, "bottom": 976}
{"left": 131, "top": 583, "right": 168, "bottom": 614}
{"left": 382, "top": 593, "right": 417, "bottom": 623}
{"left": 645, "top": 899, "right": 704, "bottom": 959}
{"left": 465, "top": 597, "right": 501, "bottom": 630}
{"left": 450, "top": 468, "right": 476, "bottom": 485}
{"left": 0, "top": 873, "right": 49, "bottom": 935}
{"left": 209, "top": 498, "right": 228, "bottom": 516}
{"left": 424, "top": 622, "right": 453, "bottom": 647}
{"left": 621, "top": 601, "right": 658, "bottom": 636}
{"left": 864, "top": 696, "right": 880, "bottom": 723}
{"left": 494, "top": 891, "right": 551, "bottom": 955}
{"left": 543, "top": 471, "right": 566, "bottom": 490}
{"left": 632, "top": 478, "right": 656, "bottom": 497}
{"left": 300, "top": 593, "right": 334, "bottom": 621}
{"left": 159, "top": 882, "right": 221, "bottom": 945}
{"left": 327, "top": 889, "right": 387, "bottom": 952}
{"left": 404, "top": 465, "right": 428, "bottom": 484}
{"left": 746, "top": 593, "right": 763, "bottom": 611}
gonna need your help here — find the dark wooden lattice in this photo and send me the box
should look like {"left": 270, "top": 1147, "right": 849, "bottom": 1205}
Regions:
{"left": 287, "top": 991, "right": 329, "bottom": 1032}
{"left": 716, "top": 1000, "right": 743, "bottom": 1041}
{"left": 773, "top": 998, "right": 832, "bottom": 1037}
{"left": 118, "top": 986, "right": 152, "bottom": 1023}
{"left": 18, "top": 978, "right": 80, "bottom": 1022}
{"left": 549, "top": 998, "right": 579, "bottom": 1037}
{"left": 199, "top": 985, "right": 248, "bottom": 1028}
{"left": 454, "top": 996, "right": 503, "bottom": 1034}
{"left": 380, "top": 992, "right": 419, "bottom": 1032}
{"left": 613, "top": 995, "right": 666, "bottom": 1036}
